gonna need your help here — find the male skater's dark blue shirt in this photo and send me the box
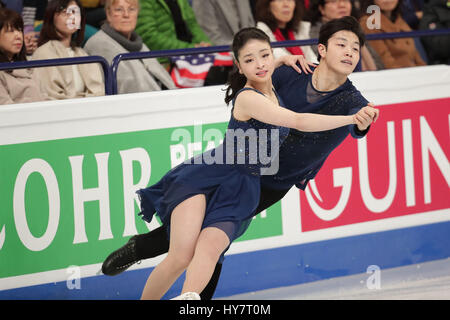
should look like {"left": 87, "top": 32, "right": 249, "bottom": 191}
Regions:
{"left": 262, "top": 65, "right": 370, "bottom": 190}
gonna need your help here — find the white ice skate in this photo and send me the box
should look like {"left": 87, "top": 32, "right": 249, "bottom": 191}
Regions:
{"left": 171, "top": 292, "right": 201, "bottom": 300}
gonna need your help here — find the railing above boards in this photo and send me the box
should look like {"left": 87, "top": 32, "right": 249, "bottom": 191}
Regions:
{"left": 110, "top": 28, "right": 450, "bottom": 94}
{"left": 272, "top": 28, "right": 450, "bottom": 48}
{"left": 0, "top": 56, "right": 113, "bottom": 95}
{"left": 0, "top": 29, "right": 448, "bottom": 96}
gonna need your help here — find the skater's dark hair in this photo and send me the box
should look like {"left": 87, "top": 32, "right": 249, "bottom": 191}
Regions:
{"left": 224, "top": 27, "right": 271, "bottom": 105}
{"left": 317, "top": 16, "right": 365, "bottom": 61}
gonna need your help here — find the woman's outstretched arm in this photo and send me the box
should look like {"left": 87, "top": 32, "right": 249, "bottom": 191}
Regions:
{"left": 234, "top": 89, "right": 372, "bottom": 132}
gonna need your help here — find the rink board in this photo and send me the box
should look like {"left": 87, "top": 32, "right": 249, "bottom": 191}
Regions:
{"left": 0, "top": 65, "right": 449, "bottom": 299}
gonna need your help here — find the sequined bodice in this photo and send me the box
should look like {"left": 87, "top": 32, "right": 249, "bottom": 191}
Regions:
{"left": 222, "top": 88, "right": 290, "bottom": 176}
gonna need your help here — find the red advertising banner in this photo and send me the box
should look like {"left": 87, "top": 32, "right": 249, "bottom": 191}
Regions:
{"left": 300, "top": 98, "right": 450, "bottom": 232}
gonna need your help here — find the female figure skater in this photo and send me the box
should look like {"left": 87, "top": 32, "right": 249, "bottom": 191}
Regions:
{"left": 104, "top": 17, "right": 379, "bottom": 300}
{"left": 137, "top": 27, "right": 359, "bottom": 300}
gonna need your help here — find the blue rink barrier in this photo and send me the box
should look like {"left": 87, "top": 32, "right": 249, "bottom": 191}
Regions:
{"left": 0, "top": 31, "right": 449, "bottom": 300}
{"left": 0, "top": 56, "right": 113, "bottom": 95}
{"left": 110, "top": 28, "right": 450, "bottom": 93}
{"left": 1, "top": 29, "right": 448, "bottom": 96}
{"left": 1, "top": 220, "right": 449, "bottom": 299}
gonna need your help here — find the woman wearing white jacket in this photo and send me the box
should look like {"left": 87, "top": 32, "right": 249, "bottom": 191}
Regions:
{"left": 255, "top": 0, "right": 318, "bottom": 64}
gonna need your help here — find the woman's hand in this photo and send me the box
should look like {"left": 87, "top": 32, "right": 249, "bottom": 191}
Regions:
{"left": 275, "top": 55, "right": 317, "bottom": 74}
{"left": 24, "top": 32, "right": 39, "bottom": 55}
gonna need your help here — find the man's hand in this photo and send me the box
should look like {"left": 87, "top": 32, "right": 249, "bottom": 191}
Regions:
{"left": 354, "top": 103, "right": 379, "bottom": 131}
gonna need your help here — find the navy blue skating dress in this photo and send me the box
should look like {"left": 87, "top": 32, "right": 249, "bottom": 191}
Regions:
{"left": 136, "top": 88, "right": 289, "bottom": 243}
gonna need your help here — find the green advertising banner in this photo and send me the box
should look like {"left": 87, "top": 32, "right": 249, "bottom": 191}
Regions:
{"left": 0, "top": 122, "right": 282, "bottom": 280}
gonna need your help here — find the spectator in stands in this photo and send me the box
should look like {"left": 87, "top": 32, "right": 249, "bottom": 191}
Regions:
{"left": 22, "top": 0, "right": 48, "bottom": 55}
{"left": 2, "top": 0, "right": 23, "bottom": 14}
{"left": 359, "top": 0, "right": 426, "bottom": 68}
{"left": 80, "top": 0, "right": 106, "bottom": 29}
{"left": 0, "top": 7, "right": 47, "bottom": 104}
{"left": 32, "top": 0, "right": 104, "bottom": 100}
{"left": 401, "top": 0, "right": 423, "bottom": 30}
{"left": 254, "top": 0, "right": 318, "bottom": 63}
{"left": 23, "top": 0, "right": 100, "bottom": 55}
{"left": 192, "top": 0, "right": 255, "bottom": 46}
{"left": 250, "top": 0, "right": 256, "bottom": 17}
{"left": 419, "top": 0, "right": 450, "bottom": 65}
{"left": 191, "top": 0, "right": 255, "bottom": 86}
{"left": 135, "top": 0, "right": 211, "bottom": 65}
{"left": 306, "top": 0, "right": 359, "bottom": 54}
{"left": 306, "top": 0, "right": 383, "bottom": 70}
{"left": 84, "top": 0, "right": 176, "bottom": 93}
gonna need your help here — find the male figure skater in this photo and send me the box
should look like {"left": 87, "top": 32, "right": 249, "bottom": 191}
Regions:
{"left": 102, "top": 16, "right": 379, "bottom": 299}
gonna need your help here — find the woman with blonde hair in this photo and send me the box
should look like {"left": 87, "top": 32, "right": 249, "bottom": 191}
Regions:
{"left": 84, "top": 0, "right": 175, "bottom": 93}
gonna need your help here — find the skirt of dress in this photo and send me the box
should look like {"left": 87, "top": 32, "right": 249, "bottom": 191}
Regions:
{"left": 136, "top": 160, "right": 260, "bottom": 243}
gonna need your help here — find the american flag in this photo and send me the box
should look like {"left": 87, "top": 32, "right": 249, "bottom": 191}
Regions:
{"left": 170, "top": 52, "right": 234, "bottom": 88}
{"left": 213, "top": 52, "right": 234, "bottom": 67}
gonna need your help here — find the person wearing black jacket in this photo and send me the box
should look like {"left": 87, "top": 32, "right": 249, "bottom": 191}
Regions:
{"left": 419, "top": 0, "right": 450, "bottom": 64}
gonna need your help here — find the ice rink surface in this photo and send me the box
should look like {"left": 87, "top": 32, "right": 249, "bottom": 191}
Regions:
{"left": 220, "top": 258, "right": 450, "bottom": 300}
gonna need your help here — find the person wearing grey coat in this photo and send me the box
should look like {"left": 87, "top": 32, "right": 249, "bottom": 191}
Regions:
{"left": 84, "top": 23, "right": 176, "bottom": 94}
{"left": 84, "top": 0, "right": 176, "bottom": 94}
{"left": 192, "top": 0, "right": 255, "bottom": 45}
